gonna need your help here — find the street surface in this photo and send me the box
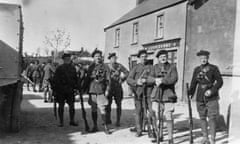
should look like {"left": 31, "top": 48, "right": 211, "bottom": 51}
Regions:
{"left": 0, "top": 87, "right": 229, "bottom": 144}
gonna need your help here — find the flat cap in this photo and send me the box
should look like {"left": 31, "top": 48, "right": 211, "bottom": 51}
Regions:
{"left": 196, "top": 50, "right": 210, "bottom": 56}
{"left": 91, "top": 49, "right": 102, "bottom": 57}
{"left": 62, "top": 53, "right": 71, "bottom": 59}
{"left": 108, "top": 52, "right": 117, "bottom": 59}
{"left": 156, "top": 50, "right": 168, "bottom": 58}
{"left": 137, "top": 49, "right": 147, "bottom": 58}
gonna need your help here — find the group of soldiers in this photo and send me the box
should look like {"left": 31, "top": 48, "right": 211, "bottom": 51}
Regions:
{"left": 47, "top": 48, "right": 223, "bottom": 144}
{"left": 25, "top": 59, "right": 56, "bottom": 103}
{"left": 51, "top": 50, "right": 129, "bottom": 134}
{"left": 25, "top": 60, "right": 45, "bottom": 92}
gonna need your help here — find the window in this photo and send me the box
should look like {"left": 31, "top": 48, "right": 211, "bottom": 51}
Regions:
{"left": 156, "top": 14, "right": 164, "bottom": 39}
{"left": 167, "top": 50, "right": 177, "bottom": 64}
{"left": 132, "top": 22, "right": 139, "bottom": 44}
{"left": 114, "top": 28, "right": 120, "bottom": 47}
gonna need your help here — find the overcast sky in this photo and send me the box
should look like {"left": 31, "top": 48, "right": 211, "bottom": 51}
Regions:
{"left": 0, "top": 0, "right": 135, "bottom": 55}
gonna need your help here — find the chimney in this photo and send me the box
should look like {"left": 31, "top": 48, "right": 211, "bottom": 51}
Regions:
{"left": 136, "top": 0, "right": 145, "bottom": 5}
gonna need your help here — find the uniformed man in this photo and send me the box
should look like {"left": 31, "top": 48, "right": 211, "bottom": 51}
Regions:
{"left": 85, "top": 50, "right": 111, "bottom": 134}
{"left": 106, "top": 52, "right": 129, "bottom": 127}
{"left": 188, "top": 50, "right": 223, "bottom": 144}
{"left": 32, "top": 60, "right": 41, "bottom": 92}
{"left": 39, "top": 62, "right": 46, "bottom": 92}
{"left": 25, "top": 61, "right": 34, "bottom": 91}
{"left": 52, "top": 53, "right": 78, "bottom": 127}
{"left": 147, "top": 50, "right": 178, "bottom": 144}
{"left": 43, "top": 59, "right": 55, "bottom": 103}
{"left": 127, "top": 49, "right": 152, "bottom": 137}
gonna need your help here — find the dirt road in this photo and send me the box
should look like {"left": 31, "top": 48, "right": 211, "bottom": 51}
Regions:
{"left": 0, "top": 88, "right": 228, "bottom": 144}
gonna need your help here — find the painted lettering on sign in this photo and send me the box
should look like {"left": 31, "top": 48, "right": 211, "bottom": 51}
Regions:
{"left": 143, "top": 38, "right": 180, "bottom": 51}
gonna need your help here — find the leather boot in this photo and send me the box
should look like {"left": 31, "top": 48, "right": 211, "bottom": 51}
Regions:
{"left": 90, "top": 112, "right": 98, "bottom": 132}
{"left": 58, "top": 106, "right": 64, "bottom": 127}
{"left": 166, "top": 120, "right": 174, "bottom": 144}
{"left": 115, "top": 106, "right": 121, "bottom": 127}
{"left": 209, "top": 117, "right": 216, "bottom": 144}
{"left": 69, "top": 107, "right": 78, "bottom": 126}
{"left": 135, "top": 112, "right": 142, "bottom": 137}
{"left": 106, "top": 105, "right": 112, "bottom": 125}
{"left": 101, "top": 114, "right": 111, "bottom": 135}
{"left": 200, "top": 119, "right": 209, "bottom": 144}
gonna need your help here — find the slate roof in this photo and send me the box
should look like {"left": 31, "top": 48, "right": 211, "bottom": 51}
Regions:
{"left": 104, "top": 0, "right": 187, "bottom": 31}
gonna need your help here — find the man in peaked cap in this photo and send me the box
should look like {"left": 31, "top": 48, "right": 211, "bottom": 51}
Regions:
{"left": 127, "top": 49, "right": 153, "bottom": 137}
{"left": 84, "top": 49, "right": 111, "bottom": 134}
{"left": 91, "top": 49, "right": 102, "bottom": 58}
{"left": 62, "top": 53, "right": 71, "bottom": 59}
{"left": 147, "top": 49, "right": 178, "bottom": 144}
{"left": 52, "top": 53, "right": 78, "bottom": 127}
{"left": 196, "top": 50, "right": 210, "bottom": 57}
{"left": 106, "top": 52, "right": 129, "bottom": 127}
{"left": 189, "top": 50, "right": 223, "bottom": 144}
{"left": 137, "top": 49, "right": 148, "bottom": 58}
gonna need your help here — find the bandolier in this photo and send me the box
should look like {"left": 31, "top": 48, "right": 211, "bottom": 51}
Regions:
{"left": 106, "top": 52, "right": 129, "bottom": 127}
{"left": 189, "top": 50, "right": 223, "bottom": 144}
{"left": 85, "top": 50, "right": 111, "bottom": 134}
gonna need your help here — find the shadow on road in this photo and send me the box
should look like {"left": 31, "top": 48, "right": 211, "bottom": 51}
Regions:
{"left": 0, "top": 92, "right": 229, "bottom": 144}
{"left": 0, "top": 93, "right": 136, "bottom": 144}
{"left": 23, "top": 94, "right": 43, "bottom": 100}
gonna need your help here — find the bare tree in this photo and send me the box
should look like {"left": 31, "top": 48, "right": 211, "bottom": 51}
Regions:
{"left": 43, "top": 28, "right": 71, "bottom": 61}
{"left": 44, "top": 47, "right": 50, "bottom": 56}
{"left": 36, "top": 47, "right": 41, "bottom": 57}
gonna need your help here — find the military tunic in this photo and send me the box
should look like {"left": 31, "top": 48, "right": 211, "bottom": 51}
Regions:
{"left": 106, "top": 62, "right": 129, "bottom": 124}
{"left": 87, "top": 62, "right": 111, "bottom": 94}
{"left": 108, "top": 62, "right": 129, "bottom": 102}
{"left": 127, "top": 63, "right": 153, "bottom": 98}
{"left": 86, "top": 62, "right": 111, "bottom": 114}
{"left": 189, "top": 63, "right": 223, "bottom": 102}
{"left": 148, "top": 62, "right": 178, "bottom": 103}
{"left": 52, "top": 63, "right": 78, "bottom": 104}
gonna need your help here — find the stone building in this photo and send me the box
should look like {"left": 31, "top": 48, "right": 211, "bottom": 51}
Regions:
{"left": 104, "top": 0, "right": 237, "bottom": 137}
{"left": 104, "top": 0, "right": 236, "bottom": 101}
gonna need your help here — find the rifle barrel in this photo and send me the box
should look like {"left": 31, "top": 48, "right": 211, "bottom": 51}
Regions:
{"left": 186, "top": 83, "right": 193, "bottom": 144}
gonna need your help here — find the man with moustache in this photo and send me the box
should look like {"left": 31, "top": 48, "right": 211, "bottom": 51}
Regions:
{"left": 148, "top": 50, "right": 178, "bottom": 144}
{"left": 85, "top": 50, "right": 111, "bottom": 134}
{"left": 106, "top": 52, "right": 129, "bottom": 127}
{"left": 188, "top": 50, "right": 223, "bottom": 144}
{"left": 127, "top": 49, "right": 152, "bottom": 137}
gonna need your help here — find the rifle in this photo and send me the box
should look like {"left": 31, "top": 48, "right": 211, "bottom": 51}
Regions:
{"left": 21, "top": 73, "right": 34, "bottom": 85}
{"left": 186, "top": 83, "right": 193, "bottom": 144}
{"left": 140, "top": 68, "right": 154, "bottom": 138}
{"left": 150, "top": 73, "right": 165, "bottom": 144}
{"left": 157, "top": 87, "right": 164, "bottom": 144}
{"left": 79, "top": 92, "right": 90, "bottom": 132}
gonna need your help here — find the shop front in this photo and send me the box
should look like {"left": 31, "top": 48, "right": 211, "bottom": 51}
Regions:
{"left": 128, "top": 38, "right": 185, "bottom": 100}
